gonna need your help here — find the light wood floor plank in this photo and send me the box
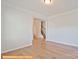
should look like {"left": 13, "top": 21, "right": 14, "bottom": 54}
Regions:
{"left": 2, "top": 41, "right": 78, "bottom": 59}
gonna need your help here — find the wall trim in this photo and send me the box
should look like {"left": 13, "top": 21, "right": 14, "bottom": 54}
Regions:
{"left": 47, "top": 8, "right": 78, "bottom": 20}
{"left": 3, "top": 2, "right": 47, "bottom": 20}
{"left": 47, "top": 40, "right": 78, "bottom": 47}
{"left": 3, "top": 0, "right": 77, "bottom": 20}
{"left": 2, "top": 40, "right": 78, "bottom": 54}
{"left": 2, "top": 43, "right": 32, "bottom": 54}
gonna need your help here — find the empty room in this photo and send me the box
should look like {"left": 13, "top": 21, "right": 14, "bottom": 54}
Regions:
{"left": 1, "top": 0, "right": 78, "bottom": 59}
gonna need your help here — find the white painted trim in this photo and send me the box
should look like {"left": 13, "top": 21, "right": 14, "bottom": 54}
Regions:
{"left": 47, "top": 40, "right": 78, "bottom": 47}
{"left": 3, "top": 2, "right": 47, "bottom": 20}
{"left": 2, "top": 43, "right": 32, "bottom": 54}
{"left": 2, "top": 40, "right": 78, "bottom": 54}
{"left": 3, "top": 0, "right": 77, "bottom": 20}
{"left": 47, "top": 8, "right": 78, "bottom": 20}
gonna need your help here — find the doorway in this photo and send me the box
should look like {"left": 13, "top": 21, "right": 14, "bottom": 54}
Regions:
{"left": 32, "top": 17, "right": 46, "bottom": 59}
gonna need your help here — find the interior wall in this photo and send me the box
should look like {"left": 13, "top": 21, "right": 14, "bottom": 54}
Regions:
{"left": 1, "top": 3, "right": 45, "bottom": 53}
{"left": 1, "top": 0, "right": 78, "bottom": 53}
{"left": 1, "top": 5, "right": 32, "bottom": 53}
{"left": 47, "top": 9, "right": 78, "bottom": 47}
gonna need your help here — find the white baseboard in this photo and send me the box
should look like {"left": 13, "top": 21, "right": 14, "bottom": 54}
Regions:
{"left": 2, "top": 43, "right": 32, "bottom": 54}
{"left": 47, "top": 40, "right": 78, "bottom": 47}
{"left": 2, "top": 40, "right": 78, "bottom": 54}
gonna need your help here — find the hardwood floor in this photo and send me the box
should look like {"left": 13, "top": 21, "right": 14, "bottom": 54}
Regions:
{"left": 2, "top": 41, "right": 78, "bottom": 59}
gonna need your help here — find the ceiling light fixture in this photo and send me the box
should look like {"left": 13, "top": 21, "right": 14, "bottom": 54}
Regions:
{"left": 44, "top": 0, "right": 52, "bottom": 4}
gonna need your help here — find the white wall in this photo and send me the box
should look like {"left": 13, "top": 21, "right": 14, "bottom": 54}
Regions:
{"left": 1, "top": 3, "right": 45, "bottom": 53}
{"left": 1, "top": 6, "right": 32, "bottom": 53}
{"left": 47, "top": 9, "right": 78, "bottom": 47}
{"left": 2, "top": 0, "right": 78, "bottom": 53}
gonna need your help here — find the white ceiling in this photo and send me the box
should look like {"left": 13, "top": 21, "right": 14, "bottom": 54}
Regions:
{"left": 2, "top": 0, "right": 78, "bottom": 17}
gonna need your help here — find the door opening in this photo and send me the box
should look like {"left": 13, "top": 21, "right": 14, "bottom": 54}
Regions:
{"left": 32, "top": 17, "right": 46, "bottom": 59}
